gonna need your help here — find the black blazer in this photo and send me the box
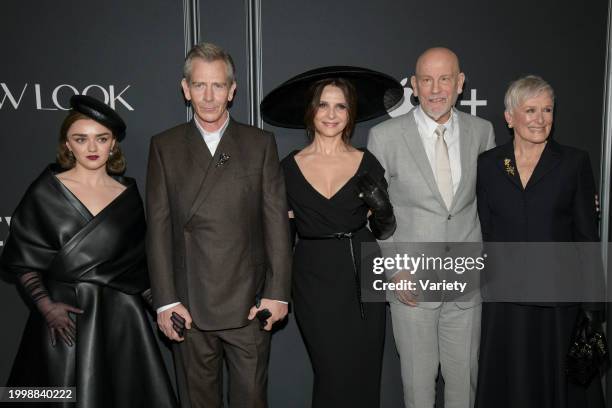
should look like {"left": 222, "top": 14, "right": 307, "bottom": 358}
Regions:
{"left": 476, "top": 139, "right": 602, "bottom": 305}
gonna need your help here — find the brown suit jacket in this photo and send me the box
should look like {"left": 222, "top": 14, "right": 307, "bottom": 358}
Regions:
{"left": 146, "top": 118, "right": 292, "bottom": 330}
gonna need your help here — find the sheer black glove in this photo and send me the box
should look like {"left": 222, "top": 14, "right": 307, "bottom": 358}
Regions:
{"left": 141, "top": 288, "right": 154, "bottom": 308}
{"left": 19, "top": 271, "right": 83, "bottom": 347}
{"left": 289, "top": 218, "right": 297, "bottom": 248}
{"left": 357, "top": 173, "right": 396, "bottom": 240}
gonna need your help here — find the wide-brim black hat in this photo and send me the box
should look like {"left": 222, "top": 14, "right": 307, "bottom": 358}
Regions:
{"left": 261, "top": 66, "right": 404, "bottom": 129}
{"left": 70, "top": 95, "right": 127, "bottom": 141}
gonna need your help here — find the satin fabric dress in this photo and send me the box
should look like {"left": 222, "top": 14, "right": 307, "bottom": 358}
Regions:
{"left": 281, "top": 149, "right": 386, "bottom": 408}
{"left": 1, "top": 165, "right": 177, "bottom": 408}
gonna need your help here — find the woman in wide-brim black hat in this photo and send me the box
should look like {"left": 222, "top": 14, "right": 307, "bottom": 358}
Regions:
{"left": 263, "top": 67, "right": 401, "bottom": 407}
{"left": 1, "top": 95, "right": 178, "bottom": 407}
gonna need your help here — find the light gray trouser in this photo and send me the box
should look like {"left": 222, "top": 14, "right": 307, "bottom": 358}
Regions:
{"left": 390, "top": 301, "right": 481, "bottom": 408}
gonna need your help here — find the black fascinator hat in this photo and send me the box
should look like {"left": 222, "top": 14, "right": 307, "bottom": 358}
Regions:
{"left": 261, "top": 66, "right": 403, "bottom": 129}
{"left": 70, "top": 95, "right": 127, "bottom": 141}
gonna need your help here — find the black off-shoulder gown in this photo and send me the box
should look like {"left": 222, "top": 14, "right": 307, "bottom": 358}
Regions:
{"left": 1, "top": 165, "right": 177, "bottom": 408}
{"left": 282, "top": 149, "right": 386, "bottom": 408}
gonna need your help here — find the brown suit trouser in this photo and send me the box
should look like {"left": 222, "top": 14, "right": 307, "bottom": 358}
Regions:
{"left": 173, "top": 319, "right": 271, "bottom": 408}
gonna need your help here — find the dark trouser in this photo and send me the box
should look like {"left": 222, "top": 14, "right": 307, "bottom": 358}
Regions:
{"left": 173, "top": 320, "right": 271, "bottom": 408}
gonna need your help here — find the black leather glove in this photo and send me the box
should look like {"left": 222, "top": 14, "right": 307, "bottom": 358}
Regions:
{"left": 19, "top": 271, "right": 83, "bottom": 347}
{"left": 357, "top": 173, "right": 396, "bottom": 240}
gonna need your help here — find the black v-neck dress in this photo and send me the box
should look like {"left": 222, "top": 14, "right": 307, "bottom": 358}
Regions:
{"left": 1, "top": 165, "right": 177, "bottom": 408}
{"left": 282, "top": 149, "right": 386, "bottom": 408}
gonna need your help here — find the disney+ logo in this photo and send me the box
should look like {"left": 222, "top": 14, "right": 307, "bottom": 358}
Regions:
{"left": 0, "top": 83, "right": 133, "bottom": 111}
{"left": 388, "top": 77, "right": 487, "bottom": 118}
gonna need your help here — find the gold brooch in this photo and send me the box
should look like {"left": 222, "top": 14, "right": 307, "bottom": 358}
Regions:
{"left": 503, "top": 158, "right": 515, "bottom": 176}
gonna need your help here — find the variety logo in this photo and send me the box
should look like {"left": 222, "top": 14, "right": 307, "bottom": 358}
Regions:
{"left": 0, "top": 83, "right": 133, "bottom": 111}
{"left": 0, "top": 216, "right": 12, "bottom": 247}
{"left": 388, "top": 77, "right": 488, "bottom": 117}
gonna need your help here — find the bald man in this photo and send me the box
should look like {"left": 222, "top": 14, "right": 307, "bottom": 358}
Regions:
{"left": 368, "top": 48, "right": 495, "bottom": 408}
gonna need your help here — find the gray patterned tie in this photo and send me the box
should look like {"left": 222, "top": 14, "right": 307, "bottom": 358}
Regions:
{"left": 434, "top": 124, "right": 453, "bottom": 209}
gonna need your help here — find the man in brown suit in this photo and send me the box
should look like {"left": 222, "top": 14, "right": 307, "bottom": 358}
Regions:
{"left": 146, "top": 42, "right": 292, "bottom": 408}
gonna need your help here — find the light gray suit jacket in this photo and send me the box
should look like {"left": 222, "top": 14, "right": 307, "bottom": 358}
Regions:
{"left": 368, "top": 108, "right": 495, "bottom": 309}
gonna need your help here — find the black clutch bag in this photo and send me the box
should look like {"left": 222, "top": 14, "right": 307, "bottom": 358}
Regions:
{"left": 566, "top": 309, "right": 610, "bottom": 386}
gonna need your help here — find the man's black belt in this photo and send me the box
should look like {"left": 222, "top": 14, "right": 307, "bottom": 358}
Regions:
{"left": 299, "top": 223, "right": 367, "bottom": 319}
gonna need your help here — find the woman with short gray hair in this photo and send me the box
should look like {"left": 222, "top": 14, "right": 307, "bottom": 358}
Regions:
{"left": 474, "top": 75, "right": 605, "bottom": 408}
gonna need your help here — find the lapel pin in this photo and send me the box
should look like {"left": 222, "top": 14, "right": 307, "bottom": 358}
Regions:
{"left": 216, "top": 153, "right": 231, "bottom": 168}
{"left": 503, "top": 158, "right": 515, "bottom": 176}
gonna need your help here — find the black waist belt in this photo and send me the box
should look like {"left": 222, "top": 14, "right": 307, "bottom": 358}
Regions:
{"left": 299, "top": 223, "right": 367, "bottom": 319}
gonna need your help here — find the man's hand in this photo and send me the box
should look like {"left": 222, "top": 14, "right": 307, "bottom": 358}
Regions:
{"left": 391, "top": 271, "right": 418, "bottom": 307}
{"left": 247, "top": 299, "right": 288, "bottom": 331}
{"left": 157, "top": 303, "right": 192, "bottom": 342}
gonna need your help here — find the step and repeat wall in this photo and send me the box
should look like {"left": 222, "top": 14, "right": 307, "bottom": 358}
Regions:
{"left": 1, "top": 1, "right": 608, "bottom": 406}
